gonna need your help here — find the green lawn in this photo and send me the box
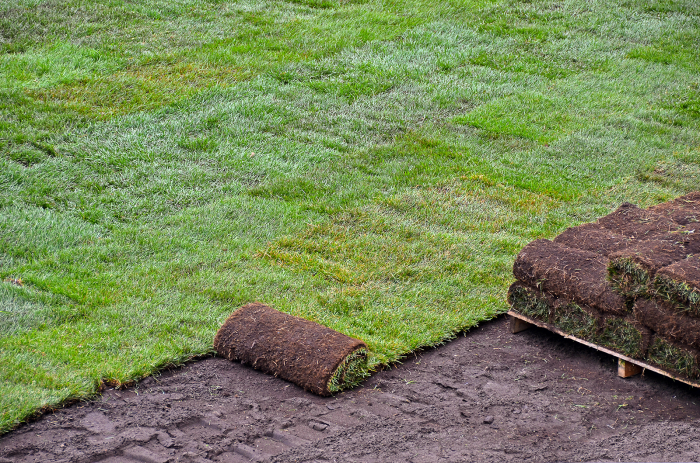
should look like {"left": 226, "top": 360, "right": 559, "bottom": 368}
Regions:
{"left": 1, "top": 0, "right": 699, "bottom": 433}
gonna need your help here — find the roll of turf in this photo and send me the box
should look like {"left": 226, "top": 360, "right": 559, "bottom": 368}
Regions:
{"left": 607, "top": 239, "right": 691, "bottom": 297}
{"left": 507, "top": 281, "right": 553, "bottom": 324}
{"left": 513, "top": 239, "right": 628, "bottom": 315}
{"left": 214, "top": 303, "right": 368, "bottom": 396}
{"left": 646, "top": 335, "right": 700, "bottom": 380}
{"left": 634, "top": 299, "right": 700, "bottom": 350}
{"left": 647, "top": 191, "right": 700, "bottom": 226}
{"left": 596, "top": 202, "right": 683, "bottom": 240}
{"left": 654, "top": 256, "right": 700, "bottom": 316}
{"left": 553, "top": 223, "right": 632, "bottom": 256}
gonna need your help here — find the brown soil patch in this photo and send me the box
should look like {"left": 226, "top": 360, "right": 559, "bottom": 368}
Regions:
{"left": 4, "top": 316, "right": 700, "bottom": 463}
{"left": 213, "top": 303, "right": 367, "bottom": 396}
{"left": 513, "top": 239, "right": 627, "bottom": 315}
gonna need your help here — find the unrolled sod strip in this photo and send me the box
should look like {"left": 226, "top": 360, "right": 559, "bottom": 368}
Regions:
{"left": 214, "top": 303, "right": 368, "bottom": 396}
{"left": 513, "top": 239, "right": 628, "bottom": 315}
{"left": 654, "top": 256, "right": 700, "bottom": 316}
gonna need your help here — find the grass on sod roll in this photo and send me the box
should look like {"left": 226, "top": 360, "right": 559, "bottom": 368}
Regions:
{"left": 655, "top": 274, "right": 700, "bottom": 315}
{"left": 552, "top": 303, "right": 598, "bottom": 341}
{"left": 596, "top": 318, "right": 647, "bottom": 359}
{"left": 508, "top": 284, "right": 550, "bottom": 323}
{"left": 647, "top": 337, "right": 700, "bottom": 380}
{"left": 328, "top": 347, "right": 369, "bottom": 394}
{"left": 608, "top": 257, "right": 652, "bottom": 298}
{"left": 1, "top": 0, "right": 700, "bottom": 432}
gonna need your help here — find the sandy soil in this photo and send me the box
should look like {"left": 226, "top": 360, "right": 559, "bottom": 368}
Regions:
{"left": 3, "top": 315, "right": 700, "bottom": 463}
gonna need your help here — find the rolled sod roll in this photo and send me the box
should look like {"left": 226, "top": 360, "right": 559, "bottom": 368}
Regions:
{"left": 553, "top": 223, "right": 633, "bottom": 256}
{"left": 513, "top": 239, "right": 628, "bottom": 315}
{"left": 595, "top": 315, "right": 651, "bottom": 359}
{"left": 607, "top": 239, "right": 692, "bottom": 297}
{"left": 214, "top": 303, "right": 368, "bottom": 396}
{"left": 634, "top": 299, "right": 700, "bottom": 350}
{"left": 596, "top": 202, "right": 683, "bottom": 240}
{"left": 507, "top": 281, "right": 553, "bottom": 323}
{"left": 647, "top": 191, "right": 700, "bottom": 226}
{"left": 551, "top": 298, "right": 600, "bottom": 341}
{"left": 646, "top": 336, "right": 700, "bottom": 380}
{"left": 654, "top": 256, "right": 700, "bottom": 316}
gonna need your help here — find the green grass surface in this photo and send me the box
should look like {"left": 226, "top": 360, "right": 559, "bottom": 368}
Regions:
{"left": 1, "top": 0, "right": 699, "bottom": 432}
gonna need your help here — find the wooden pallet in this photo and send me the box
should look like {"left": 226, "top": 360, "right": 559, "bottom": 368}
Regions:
{"left": 508, "top": 310, "right": 700, "bottom": 388}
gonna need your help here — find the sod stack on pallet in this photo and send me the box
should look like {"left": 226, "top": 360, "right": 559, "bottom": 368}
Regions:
{"left": 508, "top": 192, "right": 700, "bottom": 381}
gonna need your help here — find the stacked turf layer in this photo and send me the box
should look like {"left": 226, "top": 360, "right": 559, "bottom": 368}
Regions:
{"left": 509, "top": 192, "right": 700, "bottom": 380}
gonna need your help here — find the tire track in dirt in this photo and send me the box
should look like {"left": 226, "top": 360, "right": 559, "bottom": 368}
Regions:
{"left": 3, "top": 316, "right": 700, "bottom": 462}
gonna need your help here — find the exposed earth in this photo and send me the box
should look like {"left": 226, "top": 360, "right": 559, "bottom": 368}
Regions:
{"left": 3, "top": 315, "right": 700, "bottom": 463}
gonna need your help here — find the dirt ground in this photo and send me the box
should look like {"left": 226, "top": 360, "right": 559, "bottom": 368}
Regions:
{"left": 3, "top": 315, "right": 700, "bottom": 463}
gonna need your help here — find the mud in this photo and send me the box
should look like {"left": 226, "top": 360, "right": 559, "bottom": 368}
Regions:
{"left": 3, "top": 316, "right": 700, "bottom": 463}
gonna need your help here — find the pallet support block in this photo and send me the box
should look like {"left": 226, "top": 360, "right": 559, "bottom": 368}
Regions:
{"left": 510, "top": 315, "right": 533, "bottom": 334}
{"left": 618, "top": 359, "right": 643, "bottom": 378}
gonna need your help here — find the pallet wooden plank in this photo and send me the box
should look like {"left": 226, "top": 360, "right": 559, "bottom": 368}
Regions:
{"left": 510, "top": 315, "right": 532, "bottom": 334}
{"left": 618, "top": 359, "right": 643, "bottom": 378}
{"left": 507, "top": 310, "right": 700, "bottom": 388}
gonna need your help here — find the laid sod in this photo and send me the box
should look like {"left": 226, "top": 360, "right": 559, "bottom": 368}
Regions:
{"left": 214, "top": 303, "right": 367, "bottom": 396}
{"left": 2, "top": 0, "right": 700, "bottom": 433}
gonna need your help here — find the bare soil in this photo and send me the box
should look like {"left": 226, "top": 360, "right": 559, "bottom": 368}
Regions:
{"left": 3, "top": 315, "right": 700, "bottom": 463}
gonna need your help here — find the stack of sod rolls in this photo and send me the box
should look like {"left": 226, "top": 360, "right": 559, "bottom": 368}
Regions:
{"left": 509, "top": 192, "right": 700, "bottom": 380}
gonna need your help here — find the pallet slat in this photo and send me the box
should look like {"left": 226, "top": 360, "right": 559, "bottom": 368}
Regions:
{"left": 507, "top": 310, "right": 700, "bottom": 388}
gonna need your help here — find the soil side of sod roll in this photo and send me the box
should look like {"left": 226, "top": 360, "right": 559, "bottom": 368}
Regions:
{"left": 596, "top": 202, "right": 684, "bottom": 240}
{"left": 634, "top": 299, "right": 700, "bottom": 351}
{"left": 553, "top": 223, "right": 633, "bottom": 256}
{"left": 513, "top": 239, "right": 628, "bottom": 315}
{"left": 647, "top": 191, "right": 700, "bottom": 226}
{"left": 213, "top": 303, "right": 368, "bottom": 396}
{"left": 607, "top": 239, "right": 693, "bottom": 297}
{"left": 654, "top": 256, "right": 700, "bottom": 316}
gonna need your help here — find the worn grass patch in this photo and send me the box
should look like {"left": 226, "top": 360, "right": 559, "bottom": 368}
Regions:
{"left": 2, "top": 0, "right": 700, "bottom": 433}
